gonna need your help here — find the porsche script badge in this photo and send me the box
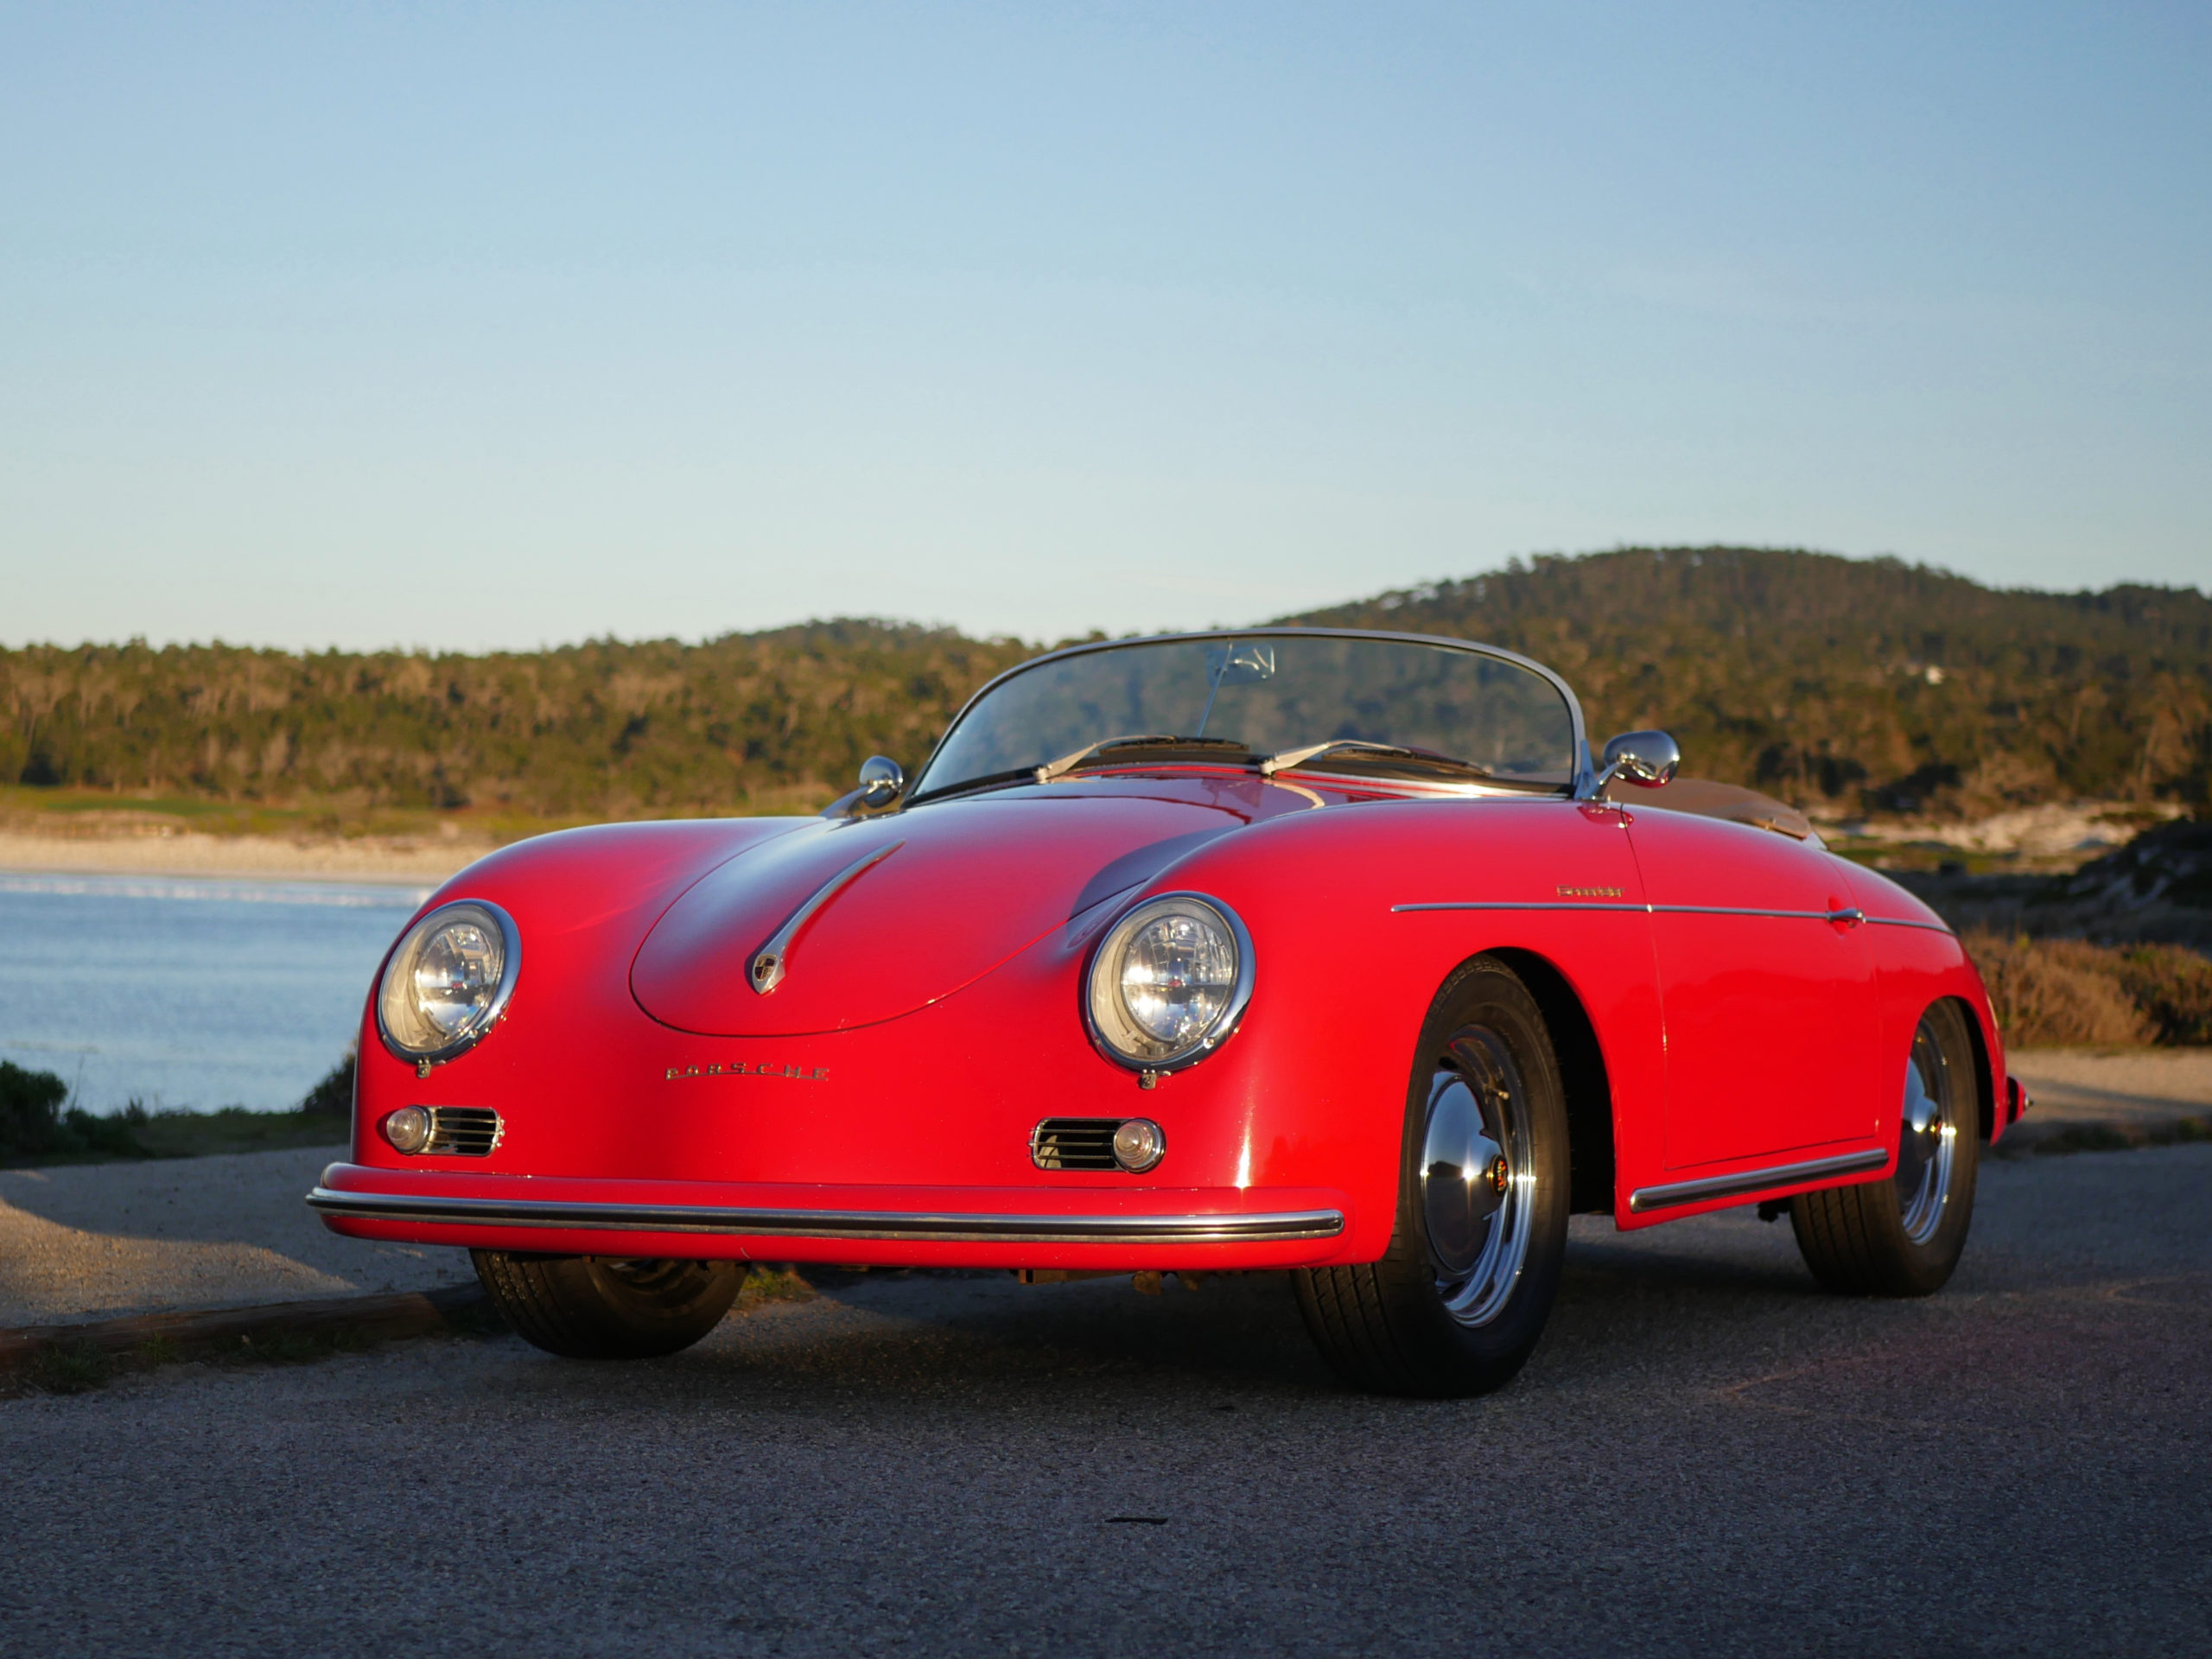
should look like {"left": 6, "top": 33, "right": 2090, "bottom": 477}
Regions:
{"left": 664, "top": 1061, "right": 829, "bottom": 1082}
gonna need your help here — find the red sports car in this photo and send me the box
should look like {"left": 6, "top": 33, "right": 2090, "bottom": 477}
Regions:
{"left": 311, "top": 628, "right": 2023, "bottom": 1395}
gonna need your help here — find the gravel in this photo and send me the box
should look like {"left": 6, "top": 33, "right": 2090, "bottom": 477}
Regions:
{"left": 3, "top": 1143, "right": 2208, "bottom": 1656}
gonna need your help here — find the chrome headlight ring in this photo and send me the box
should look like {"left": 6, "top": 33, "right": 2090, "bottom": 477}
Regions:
{"left": 374, "top": 899, "right": 521, "bottom": 1072}
{"left": 1084, "top": 892, "right": 1255, "bottom": 1074}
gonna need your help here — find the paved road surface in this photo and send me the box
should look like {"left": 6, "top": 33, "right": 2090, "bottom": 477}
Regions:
{"left": 0, "top": 1147, "right": 470, "bottom": 1326}
{"left": 5, "top": 1145, "right": 2209, "bottom": 1657}
{"left": 7, "top": 1047, "right": 2204, "bottom": 1326}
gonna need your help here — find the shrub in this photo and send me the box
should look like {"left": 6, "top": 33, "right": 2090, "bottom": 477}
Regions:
{"left": 0, "top": 1064, "right": 150, "bottom": 1160}
{"left": 0, "top": 1060, "right": 69, "bottom": 1158}
{"left": 1964, "top": 931, "right": 2212, "bottom": 1046}
{"left": 1961, "top": 931, "right": 2153, "bottom": 1047}
{"left": 2110, "top": 944, "right": 2212, "bottom": 1046}
{"left": 301, "top": 1051, "right": 357, "bottom": 1116}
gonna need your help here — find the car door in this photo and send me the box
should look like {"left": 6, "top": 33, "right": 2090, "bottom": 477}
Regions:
{"left": 1623, "top": 806, "right": 1880, "bottom": 1169}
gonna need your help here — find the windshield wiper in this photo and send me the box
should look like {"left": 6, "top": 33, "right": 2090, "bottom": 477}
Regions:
{"left": 902, "top": 765, "right": 1039, "bottom": 807}
{"left": 1034, "top": 734, "right": 1257, "bottom": 785}
{"left": 905, "top": 735, "right": 1262, "bottom": 808}
{"left": 1258, "top": 739, "right": 1495, "bottom": 782}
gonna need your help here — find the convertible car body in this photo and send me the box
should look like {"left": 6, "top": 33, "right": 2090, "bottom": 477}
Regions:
{"left": 312, "top": 628, "right": 2024, "bottom": 1395}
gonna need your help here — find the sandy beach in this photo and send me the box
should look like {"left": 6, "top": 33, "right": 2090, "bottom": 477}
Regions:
{"left": 0, "top": 830, "right": 495, "bottom": 883}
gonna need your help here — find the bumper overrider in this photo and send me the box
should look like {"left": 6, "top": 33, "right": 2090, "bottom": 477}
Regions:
{"left": 308, "top": 1164, "right": 1351, "bottom": 1268}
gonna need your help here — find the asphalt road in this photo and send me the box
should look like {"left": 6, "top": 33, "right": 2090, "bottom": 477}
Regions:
{"left": 5, "top": 1145, "right": 2209, "bottom": 1658}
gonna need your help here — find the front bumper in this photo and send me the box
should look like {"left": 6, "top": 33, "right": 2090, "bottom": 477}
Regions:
{"left": 309, "top": 1164, "right": 1351, "bottom": 1269}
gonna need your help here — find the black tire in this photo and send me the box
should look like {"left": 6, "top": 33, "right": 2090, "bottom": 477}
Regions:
{"left": 1294, "top": 955, "right": 1572, "bottom": 1397}
{"left": 472, "top": 1251, "right": 744, "bottom": 1359}
{"left": 1791, "top": 1000, "right": 1980, "bottom": 1297}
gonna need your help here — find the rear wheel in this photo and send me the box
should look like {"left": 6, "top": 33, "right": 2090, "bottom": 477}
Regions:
{"left": 473, "top": 1251, "right": 744, "bottom": 1358}
{"left": 1791, "top": 1001, "right": 1980, "bottom": 1296}
{"left": 1294, "top": 956, "right": 1571, "bottom": 1397}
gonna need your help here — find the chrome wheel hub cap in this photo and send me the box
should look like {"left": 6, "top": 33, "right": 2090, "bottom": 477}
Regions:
{"left": 1419, "top": 1027, "right": 1535, "bottom": 1327}
{"left": 1894, "top": 1017, "right": 1958, "bottom": 1245}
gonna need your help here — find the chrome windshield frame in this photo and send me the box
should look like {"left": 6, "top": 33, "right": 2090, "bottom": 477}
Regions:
{"left": 907, "top": 626, "right": 1596, "bottom": 802}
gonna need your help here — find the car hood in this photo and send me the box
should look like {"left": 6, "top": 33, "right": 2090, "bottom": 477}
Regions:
{"left": 628, "top": 783, "right": 1264, "bottom": 1037}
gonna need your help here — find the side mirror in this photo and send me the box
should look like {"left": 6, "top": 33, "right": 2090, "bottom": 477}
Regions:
{"left": 856, "top": 754, "right": 906, "bottom": 809}
{"left": 1599, "top": 730, "right": 1681, "bottom": 789}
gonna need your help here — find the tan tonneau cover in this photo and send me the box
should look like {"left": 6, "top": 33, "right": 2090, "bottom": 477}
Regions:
{"left": 1599, "top": 775, "right": 1813, "bottom": 840}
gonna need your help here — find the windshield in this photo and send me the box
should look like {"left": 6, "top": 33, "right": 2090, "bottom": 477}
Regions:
{"left": 912, "top": 632, "right": 1579, "bottom": 799}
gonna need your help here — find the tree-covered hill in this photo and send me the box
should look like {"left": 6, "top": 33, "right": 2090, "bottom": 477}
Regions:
{"left": 0, "top": 621, "right": 1032, "bottom": 817}
{"left": 1286, "top": 548, "right": 2212, "bottom": 815}
{"left": 3, "top": 548, "right": 2207, "bottom": 817}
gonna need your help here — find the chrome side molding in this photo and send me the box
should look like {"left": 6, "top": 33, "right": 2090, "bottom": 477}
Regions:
{"left": 307, "top": 1186, "right": 1344, "bottom": 1246}
{"left": 1392, "top": 899, "right": 1951, "bottom": 933}
{"left": 1626, "top": 1146, "right": 1890, "bottom": 1215}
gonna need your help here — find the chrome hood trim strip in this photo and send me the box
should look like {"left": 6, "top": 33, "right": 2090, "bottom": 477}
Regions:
{"left": 747, "top": 838, "right": 905, "bottom": 995}
{"left": 1628, "top": 1147, "right": 1889, "bottom": 1214}
{"left": 307, "top": 1186, "right": 1344, "bottom": 1245}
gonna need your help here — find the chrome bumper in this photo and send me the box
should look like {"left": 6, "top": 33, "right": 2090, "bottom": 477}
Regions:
{"left": 306, "top": 1185, "right": 1345, "bottom": 1247}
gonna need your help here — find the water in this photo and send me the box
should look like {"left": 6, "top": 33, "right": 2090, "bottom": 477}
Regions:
{"left": 0, "top": 873, "right": 431, "bottom": 1114}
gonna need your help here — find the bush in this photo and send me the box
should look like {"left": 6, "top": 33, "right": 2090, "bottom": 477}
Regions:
{"left": 1963, "top": 931, "right": 2212, "bottom": 1046}
{"left": 1964, "top": 932, "right": 2152, "bottom": 1046}
{"left": 301, "top": 1051, "right": 356, "bottom": 1116}
{"left": 2110, "top": 944, "right": 2212, "bottom": 1045}
{"left": 0, "top": 1060, "right": 70, "bottom": 1158}
{"left": 0, "top": 1063, "right": 151, "bottom": 1160}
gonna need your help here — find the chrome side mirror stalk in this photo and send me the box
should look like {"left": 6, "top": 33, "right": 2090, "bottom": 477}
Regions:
{"left": 1586, "top": 730, "right": 1681, "bottom": 795}
{"left": 856, "top": 754, "right": 906, "bottom": 810}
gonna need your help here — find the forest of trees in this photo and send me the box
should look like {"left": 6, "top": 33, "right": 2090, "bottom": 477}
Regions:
{"left": 1294, "top": 547, "right": 2212, "bottom": 815}
{"left": 3, "top": 548, "right": 2208, "bottom": 819}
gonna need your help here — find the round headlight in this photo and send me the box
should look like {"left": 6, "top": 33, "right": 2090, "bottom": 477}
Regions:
{"left": 1085, "top": 893, "right": 1254, "bottom": 1071}
{"left": 376, "top": 900, "right": 519, "bottom": 1066}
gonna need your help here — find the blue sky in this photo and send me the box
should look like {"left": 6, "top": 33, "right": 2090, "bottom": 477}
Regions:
{"left": 2, "top": 3, "right": 2204, "bottom": 652}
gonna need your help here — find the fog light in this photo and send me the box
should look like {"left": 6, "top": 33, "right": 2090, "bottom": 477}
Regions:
{"left": 384, "top": 1106, "right": 432, "bottom": 1154}
{"left": 1112, "top": 1118, "right": 1166, "bottom": 1173}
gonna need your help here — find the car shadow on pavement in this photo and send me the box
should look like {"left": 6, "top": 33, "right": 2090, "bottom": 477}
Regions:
{"left": 468, "top": 1209, "right": 1876, "bottom": 1410}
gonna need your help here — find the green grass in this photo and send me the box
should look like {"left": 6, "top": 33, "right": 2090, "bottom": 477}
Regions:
{"left": 130, "top": 1109, "right": 350, "bottom": 1160}
{"left": 0, "top": 1107, "right": 347, "bottom": 1170}
{"left": 3, "top": 1057, "right": 354, "bottom": 1168}
{"left": 734, "top": 1265, "right": 817, "bottom": 1313}
{"left": 21, "top": 1344, "right": 113, "bottom": 1395}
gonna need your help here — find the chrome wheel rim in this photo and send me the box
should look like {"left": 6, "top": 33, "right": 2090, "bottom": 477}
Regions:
{"left": 1894, "top": 1014, "right": 1959, "bottom": 1245}
{"left": 1418, "top": 1027, "right": 1535, "bottom": 1327}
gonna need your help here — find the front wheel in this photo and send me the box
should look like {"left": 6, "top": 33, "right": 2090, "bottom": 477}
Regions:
{"left": 1294, "top": 956, "right": 1571, "bottom": 1397}
{"left": 473, "top": 1251, "right": 744, "bottom": 1358}
{"left": 1790, "top": 1000, "right": 1980, "bottom": 1296}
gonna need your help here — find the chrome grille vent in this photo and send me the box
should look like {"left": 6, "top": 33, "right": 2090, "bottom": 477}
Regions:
{"left": 424, "top": 1107, "right": 503, "bottom": 1157}
{"left": 1031, "top": 1118, "right": 1125, "bottom": 1172}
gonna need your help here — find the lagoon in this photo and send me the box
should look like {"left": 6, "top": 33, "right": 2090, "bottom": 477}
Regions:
{"left": 0, "top": 871, "right": 428, "bottom": 1113}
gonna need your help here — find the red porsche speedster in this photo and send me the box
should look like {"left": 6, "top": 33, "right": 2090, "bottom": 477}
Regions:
{"left": 311, "top": 628, "right": 2024, "bottom": 1395}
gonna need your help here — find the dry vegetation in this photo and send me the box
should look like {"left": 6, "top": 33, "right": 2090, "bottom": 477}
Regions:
{"left": 1963, "top": 931, "right": 2212, "bottom": 1047}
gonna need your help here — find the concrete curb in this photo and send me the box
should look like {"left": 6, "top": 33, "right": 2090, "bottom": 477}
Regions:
{"left": 0, "top": 1282, "right": 495, "bottom": 1381}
